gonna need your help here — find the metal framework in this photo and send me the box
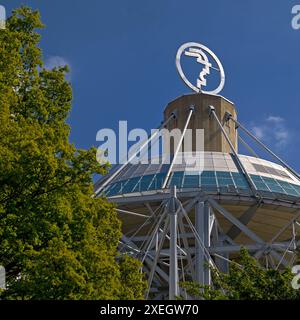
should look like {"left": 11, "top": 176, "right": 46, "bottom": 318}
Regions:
{"left": 96, "top": 104, "right": 300, "bottom": 300}
{"left": 95, "top": 112, "right": 176, "bottom": 195}
{"left": 117, "top": 190, "right": 300, "bottom": 299}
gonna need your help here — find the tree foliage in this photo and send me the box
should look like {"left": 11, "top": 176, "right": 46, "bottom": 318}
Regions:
{"left": 181, "top": 248, "right": 300, "bottom": 300}
{"left": 0, "top": 7, "right": 146, "bottom": 299}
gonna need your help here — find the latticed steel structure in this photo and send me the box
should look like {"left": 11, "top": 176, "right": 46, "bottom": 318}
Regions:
{"left": 95, "top": 92, "right": 300, "bottom": 300}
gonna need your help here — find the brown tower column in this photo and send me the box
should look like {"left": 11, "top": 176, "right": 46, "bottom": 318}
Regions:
{"left": 163, "top": 93, "right": 237, "bottom": 154}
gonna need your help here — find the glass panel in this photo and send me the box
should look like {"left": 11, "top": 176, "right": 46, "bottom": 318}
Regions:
{"left": 105, "top": 171, "right": 300, "bottom": 197}
{"left": 262, "top": 177, "right": 277, "bottom": 184}
{"left": 201, "top": 177, "right": 217, "bottom": 186}
{"left": 131, "top": 177, "right": 143, "bottom": 192}
{"left": 169, "top": 172, "right": 184, "bottom": 187}
{"left": 106, "top": 181, "right": 123, "bottom": 196}
{"left": 267, "top": 185, "right": 284, "bottom": 193}
{"left": 276, "top": 180, "right": 290, "bottom": 187}
{"left": 216, "top": 171, "right": 231, "bottom": 178}
{"left": 253, "top": 181, "right": 270, "bottom": 192}
{"left": 292, "top": 185, "right": 300, "bottom": 194}
{"left": 155, "top": 173, "right": 166, "bottom": 189}
{"left": 217, "top": 177, "right": 235, "bottom": 187}
{"left": 233, "top": 179, "right": 249, "bottom": 189}
{"left": 250, "top": 175, "right": 264, "bottom": 182}
{"left": 122, "top": 177, "right": 140, "bottom": 193}
{"left": 231, "top": 172, "right": 244, "bottom": 179}
{"left": 201, "top": 171, "right": 215, "bottom": 178}
{"left": 262, "top": 177, "right": 284, "bottom": 193}
{"left": 183, "top": 174, "right": 200, "bottom": 188}
{"left": 116, "top": 182, "right": 124, "bottom": 194}
{"left": 277, "top": 181, "right": 300, "bottom": 196}
{"left": 160, "top": 164, "right": 170, "bottom": 173}
{"left": 281, "top": 186, "right": 298, "bottom": 196}
{"left": 140, "top": 174, "right": 155, "bottom": 191}
{"left": 231, "top": 173, "right": 248, "bottom": 189}
{"left": 252, "top": 163, "right": 268, "bottom": 173}
{"left": 104, "top": 184, "right": 114, "bottom": 196}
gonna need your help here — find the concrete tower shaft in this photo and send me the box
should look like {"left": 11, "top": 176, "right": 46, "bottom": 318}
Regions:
{"left": 163, "top": 93, "right": 238, "bottom": 153}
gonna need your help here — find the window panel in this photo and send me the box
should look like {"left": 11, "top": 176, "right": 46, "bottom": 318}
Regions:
{"left": 201, "top": 177, "right": 217, "bottom": 186}
{"left": 201, "top": 171, "right": 216, "bottom": 178}
{"left": 250, "top": 175, "right": 264, "bottom": 183}
{"left": 104, "top": 171, "right": 300, "bottom": 197}
{"left": 253, "top": 181, "right": 270, "bottom": 191}
{"left": 276, "top": 180, "right": 300, "bottom": 196}
{"left": 231, "top": 173, "right": 248, "bottom": 189}
{"left": 280, "top": 186, "right": 298, "bottom": 196}
{"left": 262, "top": 177, "right": 284, "bottom": 193}
{"left": 267, "top": 185, "right": 284, "bottom": 193}
{"left": 216, "top": 171, "right": 231, "bottom": 178}
{"left": 140, "top": 175, "right": 155, "bottom": 191}
{"left": 217, "top": 177, "right": 235, "bottom": 187}
{"left": 183, "top": 174, "right": 200, "bottom": 188}
{"left": 154, "top": 173, "right": 166, "bottom": 189}
{"left": 122, "top": 177, "right": 140, "bottom": 193}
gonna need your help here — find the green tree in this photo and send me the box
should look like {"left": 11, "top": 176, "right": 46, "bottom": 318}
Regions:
{"left": 181, "top": 248, "right": 300, "bottom": 300}
{"left": 0, "top": 7, "right": 146, "bottom": 299}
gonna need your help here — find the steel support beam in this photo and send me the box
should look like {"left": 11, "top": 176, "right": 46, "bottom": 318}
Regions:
{"left": 169, "top": 187, "right": 179, "bottom": 299}
{"left": 227, "top": 203, "right": 260, "bottom": 240}
{"left": 162, "top": 106, "right": 194, "bottom": 189}
{"left": 195, "top": 201, "right": 211, "bottom": 285}
{"left": 195, "top": 201, "right": 205, "bottom": 285}
{"left": 208, "top": 105, "right": 259, "bottom": 196}
{"left": 227, "top": 114, "right": 300, "bottom": 181}
{"left": 95, "top": 113, "right": 176, "bottom": 195}
{"left": 204, "top": 202, "right": 211, "bottom": 285}
{"left": 117, "top": 188, "right": 299, "bottom": 299}
{"left": 207, "top": 197, "right": 264, "bottom": 244}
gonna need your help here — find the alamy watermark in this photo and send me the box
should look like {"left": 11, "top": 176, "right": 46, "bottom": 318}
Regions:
{"left": 292, "top": 5, "right": 300, "bottom": 29}
{"left": 0, "top": 5, "right": 5, "bottom": 30}
{"left": 0, "top": 265, "right": 5, "bottom": 290}
{"left": 96, "top": 121, "right": 204, "bottom": 168}
{"left": 292, "top": 265, "right": 300, "bottom": 290}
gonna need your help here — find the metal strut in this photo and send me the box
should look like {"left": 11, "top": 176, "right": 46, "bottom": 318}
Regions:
{"left": 226, "top": 113, "right": 300, "bottom": 181}
{"left": 208, "top": 105, "right": 259, "bottom": 197}
{"left": 238, "top": 135, "right": 259, "bottom": 158}
{"left": 162, "top": 106, "right": 195, "bottom": 189}
{"left": 195, "top": 200, "right": 211, "bottom": 286}
{"left": 95, "top": 112, "right": 176, "bottom": 195}
{"left": 169, "top": 186, "right": 179, "bottom": 300}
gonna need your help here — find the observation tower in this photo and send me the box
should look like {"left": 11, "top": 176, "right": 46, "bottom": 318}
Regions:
{"left": 95, "top": 42, "right": 300, "bottom": 300}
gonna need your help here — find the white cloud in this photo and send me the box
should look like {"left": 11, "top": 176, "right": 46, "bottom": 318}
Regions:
{"left": 252, "top": 126, "right": 264, "bottom": 140}
{"left": 44, "top": 56, "right": 70, "bottom": 70}
{"left": 250, "top": 115, "right": 290, "bottom": 149}
{"left": 266, "top": 115, "right": 284, "bottom": 123}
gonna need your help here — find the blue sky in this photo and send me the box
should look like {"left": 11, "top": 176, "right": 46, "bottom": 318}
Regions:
{"left": 3, "top": 0, "right": 300, "bottom": 171}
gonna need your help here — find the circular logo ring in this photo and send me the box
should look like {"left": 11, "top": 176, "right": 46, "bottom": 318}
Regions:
{"left": 176, "top": 42, "right": 225, "bottom": 95}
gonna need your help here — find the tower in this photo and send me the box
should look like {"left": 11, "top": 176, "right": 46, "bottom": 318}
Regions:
{"left": 95, "top": 42, "right": 300, "bottom": 300}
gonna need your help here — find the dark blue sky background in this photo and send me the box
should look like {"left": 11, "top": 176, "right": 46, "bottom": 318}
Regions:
{"left": 3, "top": 0, "right": 300, "bottom": 171}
